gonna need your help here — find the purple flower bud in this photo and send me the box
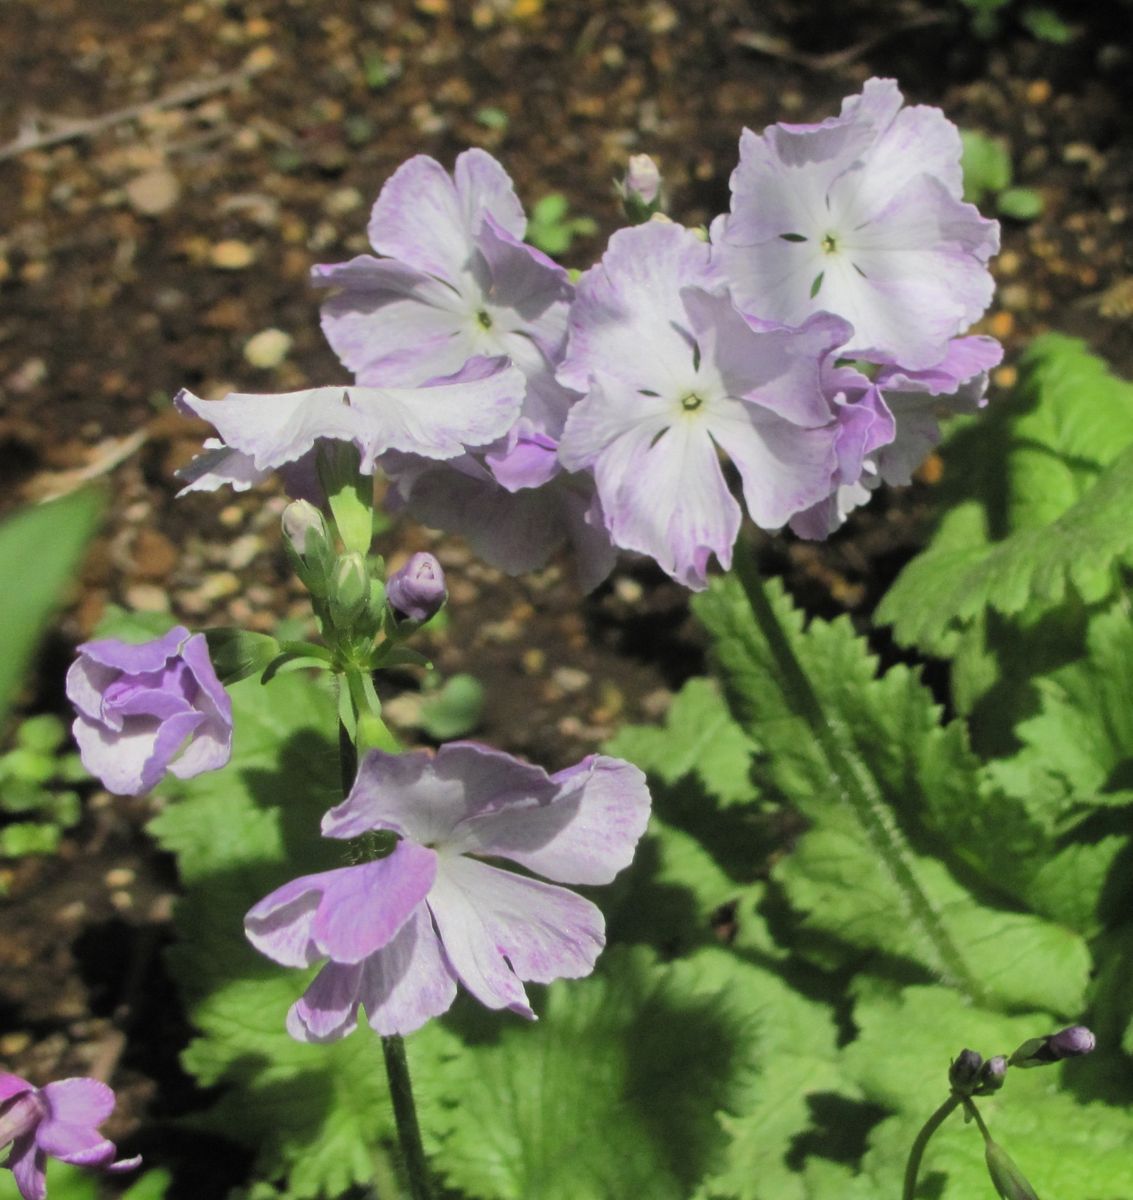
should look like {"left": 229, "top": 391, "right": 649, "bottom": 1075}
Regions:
{"left": 949, "top": 1048, "right": 983, "bottom": 1092}
{"left": 66, "top": 627, "right": 233, "bottom": 796}
{"left": 1010, "top": 1024, "right": 1097, "bottom": 1068}
{"left": 1047, "top": 1025, "right": 1096, "bottom": 1059}
{"left": 386, "top": 552, "right": 447, "bottom": 623}
{"left": 0, "top": 1072, "right": 141, "bottom": 1200}
{"left": 976, "top": 1055, "right": 1008, "bottom": 1093}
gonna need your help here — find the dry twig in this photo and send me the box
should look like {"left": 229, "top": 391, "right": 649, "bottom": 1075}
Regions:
{"left": 0, "top": 68, "right": 252, "bottom": 164}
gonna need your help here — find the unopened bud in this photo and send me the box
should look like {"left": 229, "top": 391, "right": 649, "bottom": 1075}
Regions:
{"left": 1010, "top": 1025, "right": 1096, "bottom": 1069}
{"left": 282, "top": 500, "right": 335, "bottom": 595}
{"left": 618, "top": 154, "right": 664, "bottom": 224}
{"left": 626, "top": 154, "right": 661, "bottom": 205}
{"left": 1047, "top": 1025, "right": 1095, "bottom": 1059}
{"left": 976, "top": 1055, "right": 1008, "bottom": 1094}
{"left": 387, "top": 553, "right": 447, "bottom": 623}
{"left": 949, "top": 1048, "right": 983, "bottom": 1093}
{"left": 329, "top": 552, "right": 369, "bottom": 628}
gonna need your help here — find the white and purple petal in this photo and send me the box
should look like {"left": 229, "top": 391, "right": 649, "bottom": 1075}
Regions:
{"left": 426, "top": 855, "right": 606, "bottom": 1017}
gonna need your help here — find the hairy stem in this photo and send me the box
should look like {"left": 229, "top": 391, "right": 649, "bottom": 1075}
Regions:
{"left": 382, "top": 1033, "right": 434, "bottom": 1200}
{"left": 733, "top": 544, "right": 984, "bottom": 1003}
{"left": 902, "top": 1094, "right": 961, "bottom": 1200}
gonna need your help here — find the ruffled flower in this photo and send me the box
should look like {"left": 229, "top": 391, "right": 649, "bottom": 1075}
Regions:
{"left": 245, "top": 744, "right": 651, "bottom": 1039}
{"left": 712, "top": 77, "right": 999, "bottom": 370}
{"left": 66, "top": 626, "right": 231, "bottom": 796}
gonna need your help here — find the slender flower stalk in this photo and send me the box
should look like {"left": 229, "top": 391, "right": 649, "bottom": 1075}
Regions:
{"left": 902, "top": 1094, "right": 961, "bottom": 1200}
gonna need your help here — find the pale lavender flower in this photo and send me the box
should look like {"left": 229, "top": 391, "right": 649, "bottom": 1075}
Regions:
{"left": 245, "top": 744, "right": 651, "bottom": 1039}
{"left": 174, "top": 356, "right": 525, "bottom": 496}
{"left": 66, "top": 626, "right": 232, "bottom": 796}
{"left": 313, "top": 149, "right": 577, "bottom": 439}
{"left": 712, "top": 78, "right": 1000, "bottom": 369}
{"left": 0, "top": 1073, "right": 140, "bottom": 1200}
{"left": 557, "top": 221, "right": 878, "bottom": 589}
{"left": 386, "top": 552, "right": 447, "bottom": 622}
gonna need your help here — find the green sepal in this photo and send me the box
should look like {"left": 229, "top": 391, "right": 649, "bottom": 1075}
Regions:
{"left": 203, "top": 628, "right": 281, "bottom": 685}
{"left": 260, "top": 643, "right": 334, "bottom": 684}
{"left": 374, "top": 645, "right": 433, "bottom": 670}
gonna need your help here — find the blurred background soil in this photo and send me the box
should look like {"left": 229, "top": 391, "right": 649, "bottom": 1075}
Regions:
{"left": 1, "top": 0, "right": 1131, "bottom": 1190}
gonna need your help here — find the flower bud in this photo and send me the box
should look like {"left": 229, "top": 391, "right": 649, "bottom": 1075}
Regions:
{"left": 387, "top": 553, "right": 447, "bottom": 623}
{"left": 618, "top": 154, "right": 664, "bottom": 224}
{"left": 626, "top": 155, "right": 661, "bottom": 205}
{"left": 282, "top": 500, "right": 335, "bottom": 595}
{"left": 976, "top": 1055, "right": 1008, "bottom": 1094}
{"left": 329, "top": 551, "right": 370, "bottom": 629}
{"left": 1047, "top": 1025, "right": 1096, "bottom": 1059}
{"left": 1010, "top": 1025, "right": 1096, "bottom": 1069}
{"left": 949, "top": 1048, "right": 983, "bottom": 1093}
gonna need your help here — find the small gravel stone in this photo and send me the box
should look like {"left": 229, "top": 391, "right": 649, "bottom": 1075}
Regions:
{"left": 243, "top": 327, "right": 292, "bottom": 369}
{"left": 105, "top": 867, "right": 136, "bottom": 889}
{"left": 124, "top": 583, "right": 171, "bottom": 612}
{"left": 125, "top": 168, "right": 180, "bottom": 216}
{"left": 552, "top": 666, "right": 589, "bottom": 694}
{"left": 209, "top": 239, "right": 257, "bottom": 269}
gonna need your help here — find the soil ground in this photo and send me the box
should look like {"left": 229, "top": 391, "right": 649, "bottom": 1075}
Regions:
{"left": 1, "top": 0, "right": 1132, "bottom": 1192}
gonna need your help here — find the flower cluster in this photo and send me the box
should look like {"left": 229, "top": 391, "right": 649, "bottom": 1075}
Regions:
{"left": 177, "top": 77, "right": 1000, "bottom": 592}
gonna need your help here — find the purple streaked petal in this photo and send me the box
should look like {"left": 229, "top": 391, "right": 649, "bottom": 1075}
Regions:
{"left": 484, "top": 428, "right": 561, "bottom": 491}
{"left": 175, "top": 442, "right": 272, "bottom": 495}
{"left": 557, "top": 222, "right": 722, "bottom": 395}
{"left": 72, "top": 709, "right": 200, "bottom": 796}
{"left": 324, "top": 744, "right": 559, "bottom": 848}
{"left": 0, "top": 1074, "right": 34, "bottom": 1105}
{"left": 74, "top": 627, "right": 190, "bottom": 676}
{"left": 314, "top": 255, "right": 473, "bottom": 387}
{"left": 450, "top": 755, "right": 651, "bottom": 885}
{"left": 245, "top": 845, "right": 437, "bottom": 967}
{"left": 8, "top": 1134, "right": 46, "bottom": 1200}
{"left": 367, "top": 150, "right": 523, "bottom": 283}
{"left": 682, "top": 290, "right": 851, "bottom": 428}
{"left": 427, "top": 856, "right": 605, "bottom": 1016}
{"left": 706, "top": 398, "right": 839, "bottom": 531}
{"left": 359, "top": 906, "right": 458, "bottom": 1037}
{"left": 347, "top": 356, "right": 525, "bottom": 462}
{"left": 286, "top": 961, "right": 364, "bottom": 1043}
{"left": 175, "top": 387, "right": 365, "bottom": 471}
{"left": 562, "top": 377, "right": 740, "bottom": 590}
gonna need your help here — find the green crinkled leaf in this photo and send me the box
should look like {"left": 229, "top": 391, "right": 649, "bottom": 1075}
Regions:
{"left": 695, "top": 572, "right": 1090, "bottom": 1016}
{"left": 605, "top": 677, "right": 758, "bottom": 807}
{"left": 879, "top": 335, "right": 1133, "bottom": 659}
{"left": 838, "top": 983, "right": 1133, "bottom": 1200}
{"left": 416, "top": 946, "right": 834, "bottom": 1200}
{"left": 150, "top": 670, "right": 400, "bottom": 1198}
{"left": 0, "top": 489, "right": 103, "bottom": 726}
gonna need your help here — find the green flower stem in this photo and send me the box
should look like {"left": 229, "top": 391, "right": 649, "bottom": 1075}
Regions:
{"left": 902, "top": 1094, "right": 961, "bottom": 1200}
{"left": 336, "top": 713, "right": 431, "bottom": 1200}
{"left": 732, "top": 543, "right": 984, "bottom": 1004}
{"left": 381, "top": 1033, "right": 433, "bottom": 1200}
